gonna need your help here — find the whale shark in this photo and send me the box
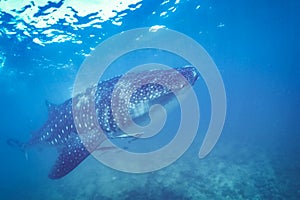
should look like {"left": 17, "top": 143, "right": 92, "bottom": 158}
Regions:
{"left": 8, "top": 66, "right": 199, "bottom": 179}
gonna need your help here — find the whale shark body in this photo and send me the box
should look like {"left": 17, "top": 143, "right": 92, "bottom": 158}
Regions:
{"left": 8, "top": 66, "right": 199, "bottom": 179}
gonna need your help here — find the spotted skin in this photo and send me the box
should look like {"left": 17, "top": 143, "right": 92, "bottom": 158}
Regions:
{"left": 18, "top": 66, "right": 199, "bottom": 179}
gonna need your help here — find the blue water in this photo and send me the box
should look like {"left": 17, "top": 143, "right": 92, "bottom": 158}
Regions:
{"left": 0, "top": 0, "right": 299, "bottom": 199}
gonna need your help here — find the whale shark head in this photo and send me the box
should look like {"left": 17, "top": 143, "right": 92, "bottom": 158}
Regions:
{"left": 125, "top": 66, "right": 200, "bottom": 110}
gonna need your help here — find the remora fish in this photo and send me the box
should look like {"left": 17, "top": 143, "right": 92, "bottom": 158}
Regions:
{"left": 7, "top": 66, "right": 199, "bottom": 179}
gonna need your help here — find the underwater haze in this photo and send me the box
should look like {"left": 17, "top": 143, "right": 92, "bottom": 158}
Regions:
{"left": 0, "top": 0, "right": 299, "bottom": 199}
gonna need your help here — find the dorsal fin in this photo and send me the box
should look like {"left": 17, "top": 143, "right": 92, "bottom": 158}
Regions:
{"left": 45, "top": 100, "right": 59, "bottom": 117}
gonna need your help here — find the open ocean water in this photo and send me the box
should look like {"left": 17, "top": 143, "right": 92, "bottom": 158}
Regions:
{"left": 0, "top": 0, "right": 299, "bottom": 199}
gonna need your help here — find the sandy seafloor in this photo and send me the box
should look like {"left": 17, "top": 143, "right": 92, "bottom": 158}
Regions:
{"left": 3, "top": 136, "right": 299, "bottom": 200}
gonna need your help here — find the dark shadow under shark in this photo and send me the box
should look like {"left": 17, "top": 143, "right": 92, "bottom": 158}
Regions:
{"left": 7, "top": 66, "right": 199, "bottom": 179}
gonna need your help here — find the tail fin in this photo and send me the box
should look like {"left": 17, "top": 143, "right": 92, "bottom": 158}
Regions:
{"left": 7, "top": 139, "right": 28, "bottom": 160}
